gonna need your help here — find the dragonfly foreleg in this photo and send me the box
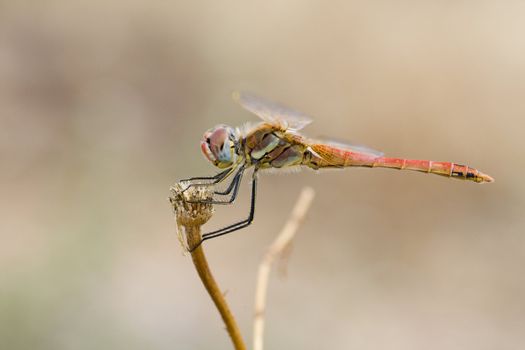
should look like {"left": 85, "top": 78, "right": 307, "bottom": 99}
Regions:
{"left": 180, "top": 168, "right": 231, "bottom": 183}
{"left": 214, "top": 165, "right": 245, "bottom": 195}
{"left": 191, "top": 169, "right": 258, "bottom": 250}
{"left": 186, "top": 166, "right": 245, "bottom": 205}
{"left": 180, "top": 168, "right": 234, "bottom": 194}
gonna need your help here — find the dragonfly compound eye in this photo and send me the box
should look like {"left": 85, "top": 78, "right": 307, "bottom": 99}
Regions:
{"left": 201, "top": 125, "right": 237, "bottom": 168}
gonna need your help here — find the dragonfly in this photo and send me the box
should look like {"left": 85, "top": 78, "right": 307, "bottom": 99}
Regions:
{"left": 181, "top": 92, "right": 494, "bottom": 248}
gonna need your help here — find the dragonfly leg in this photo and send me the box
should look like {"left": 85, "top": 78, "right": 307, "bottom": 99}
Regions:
{"left": 214, "top": 165, "right": 245, "bottom": 196}
{"left": 180, "top": 168, "right": 231, "bottom": 183}
{"left": 186, "top": 166, "right": 245, "bottom": 205}
{"left": 180, "top": 167, "right": 234, "bottom": 194}
{"left": 190, "top": 169, "right": 258, "bottom": 251}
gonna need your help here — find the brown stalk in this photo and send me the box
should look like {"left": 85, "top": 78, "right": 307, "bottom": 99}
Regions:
{"left": 170, "top": 183, "right": 246, "bottom": 350}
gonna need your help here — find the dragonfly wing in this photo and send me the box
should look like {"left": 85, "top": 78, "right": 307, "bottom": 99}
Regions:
{"left": 313, "top": 138, "right": 384, "bottom": 159}
{"left": 232, "top": 91, "right": 313, "bottom": 130}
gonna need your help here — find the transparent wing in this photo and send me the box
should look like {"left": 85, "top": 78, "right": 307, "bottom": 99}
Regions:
{"left": 314, "top": 138, "right": 384, "bottom": 158}
{"left": 232, "top": 91, "right": 313, "bottom": 131}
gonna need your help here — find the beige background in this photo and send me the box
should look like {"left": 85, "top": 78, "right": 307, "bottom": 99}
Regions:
{"left": 1, "top": 1, "right": 524, "bottom": 349}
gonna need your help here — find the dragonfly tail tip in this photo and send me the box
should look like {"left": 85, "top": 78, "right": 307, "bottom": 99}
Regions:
{"left": 479, "top": 172, "right": 495, "bottom": 183}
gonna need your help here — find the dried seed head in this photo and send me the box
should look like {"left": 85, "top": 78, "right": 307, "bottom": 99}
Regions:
{"left": 169, "top": 182, "right": 215, "bottom": 252}
{"left": 169, "top": 182, "right": 214, "bottom": 227}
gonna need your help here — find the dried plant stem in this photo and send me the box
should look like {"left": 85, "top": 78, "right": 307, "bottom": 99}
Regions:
{"left": 170, "top": 184, "right": 246, "bottom": 350}
{"left": 186, "top": 226, "right": 246, "bottom": 350}
{"left": 253, "top": 187, "right": 316, "bottom": 350}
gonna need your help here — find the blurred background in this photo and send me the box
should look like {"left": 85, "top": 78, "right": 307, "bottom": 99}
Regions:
{"left": 1, "top": 1, "right": 524, "bottom": 349}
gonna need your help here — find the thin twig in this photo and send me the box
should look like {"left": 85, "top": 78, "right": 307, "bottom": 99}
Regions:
{"left": 253, "top": 187, "right": 316, "bottom": 350}
{"left": 170, "top": 183, "right": 247, "bottom": 350}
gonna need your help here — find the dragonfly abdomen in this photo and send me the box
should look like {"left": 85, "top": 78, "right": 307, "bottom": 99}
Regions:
{"left": 306, "top": 143, "right": 493, "bottom": 183}
{"left": 369, "top": 158, "right": 493, "bottom": 183}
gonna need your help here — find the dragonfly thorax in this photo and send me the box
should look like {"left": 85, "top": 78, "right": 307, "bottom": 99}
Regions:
{"left": 201, "top": 124, "right": 240, "bottom": 168}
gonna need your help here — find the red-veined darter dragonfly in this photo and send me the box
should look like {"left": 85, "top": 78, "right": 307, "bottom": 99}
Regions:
{"left": 181, "top": 92, "right": 493, "bottom": 248}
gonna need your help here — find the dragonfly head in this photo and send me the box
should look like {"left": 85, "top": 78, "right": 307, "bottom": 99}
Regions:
{"left": 201, "top": 125, "right": 239, "bottom": 168}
